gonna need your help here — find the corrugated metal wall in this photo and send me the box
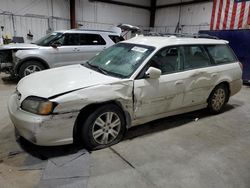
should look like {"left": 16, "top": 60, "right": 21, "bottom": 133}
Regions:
{"left": 0, "top": 0, "right": 151, "bottom": 43}
{"left": 0, "top": 0, "right": 214, "bottom": 42}
{"left": 155, "top": 1, "right": 212, "bottom": 34}
{"left": 0, "top": 14, "right": 71, "bottom": 42}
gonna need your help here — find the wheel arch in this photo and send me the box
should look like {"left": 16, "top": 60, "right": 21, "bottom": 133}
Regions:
{"left": 15, "top": 57, "right": 50, "bottom": 74}
{"left": 73, "top": 100, "right": 132, "bottom": 144}
{"left": 207, "top": 81, "right": 231, "bottom": 103}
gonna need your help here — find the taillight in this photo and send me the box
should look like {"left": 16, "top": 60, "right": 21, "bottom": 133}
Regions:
{"left": 239, "top": 62, "right": 243, "bottom": 71}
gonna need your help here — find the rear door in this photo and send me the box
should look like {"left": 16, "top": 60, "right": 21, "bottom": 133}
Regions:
{"left": 181, "top": 45, "right": 215, "bottom": 107}
{"left": 77, "top": 33, "right": 107, "bottom": 62}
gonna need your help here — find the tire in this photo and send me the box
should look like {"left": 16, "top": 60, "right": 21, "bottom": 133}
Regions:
{"left": 80, "top": 104, "right": 126, "bottom": 150}
{"left": 207, "top": 84, "right": 229, "bottom": 114}
{"left": 19, "top": 61, "right": 45, "bottom": 78}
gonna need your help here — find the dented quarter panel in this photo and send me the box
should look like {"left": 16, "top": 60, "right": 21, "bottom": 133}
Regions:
{"left": 183, "top": 63, "right": 242, "bottom": 107}
{"left": 51, "top": 79, "right": 134, "bottom": 126}
{"left": 182, "top": 68, "right": 217, "bottom": 107}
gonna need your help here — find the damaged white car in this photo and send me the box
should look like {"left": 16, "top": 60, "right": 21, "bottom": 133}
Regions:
{"left": 8, "top": 35, "right": 242, "bottom": 150}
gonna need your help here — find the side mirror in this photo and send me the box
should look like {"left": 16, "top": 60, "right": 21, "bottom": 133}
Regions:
{"left": 51, "top": 42, "right": 61, "bottom": 48}
{"left": 145, "top": 67, "right": 161, "bottom": 79}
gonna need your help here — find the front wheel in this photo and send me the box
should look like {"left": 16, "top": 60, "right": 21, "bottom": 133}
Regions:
{"left": 80, "top": 104, "right": 126, "bottom": 150}
{"left": 19, "top": 61, "right": 45, "bottom": 78}
{"left": 207, "top": 84, "right": 229, "bottom": 114}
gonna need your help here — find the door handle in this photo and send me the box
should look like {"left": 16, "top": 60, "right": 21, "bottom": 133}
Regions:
{"left": 211, "top": 73, "right": 218, "bottom": 77}
{"left": 175, "top": 81, "right": 184, "bottom": 85}
{"left": 73, "top": 48, "right": 80, "bottom": 52}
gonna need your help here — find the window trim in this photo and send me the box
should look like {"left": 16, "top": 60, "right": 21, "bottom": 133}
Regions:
{"left": 108, "top": 35, "right": 125, "bottom": 43}
{"left": 204, "top": 44, "right": 238, "bottom": 66}
{"left": 135, "top": 43, "right": 239, "bottom": 80}
{"left": 79, "top": 33, "right": 106, "bottom": 46}
{"left": 136, "top": 45, "right": 184, "bottom": 79}
{"left": 60, "top": 33, "right": 107, "bottom": 46}
{"left": 182, "top": 44, "right": 213, "bottom": 71}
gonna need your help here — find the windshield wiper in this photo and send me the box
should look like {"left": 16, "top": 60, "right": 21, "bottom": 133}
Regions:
{"left": 83, "top": 62, "right": 126, "bottom": 78}
{"left": 85, "top": 62, "right": 108, "bottom": 75}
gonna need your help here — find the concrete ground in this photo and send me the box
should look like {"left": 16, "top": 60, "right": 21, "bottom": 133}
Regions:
{"left": 0, "top": 73, "right": 250, "bottom": 188}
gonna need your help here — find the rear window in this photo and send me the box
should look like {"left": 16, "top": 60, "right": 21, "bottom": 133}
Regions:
{"left": 109, "top": 35, "right": 124, "bottom": 43}
{"left": 205, "top": 44, "right": 237, "bottom": 65}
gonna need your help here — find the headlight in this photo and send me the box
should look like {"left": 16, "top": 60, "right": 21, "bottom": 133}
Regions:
{"left": 21, "top": 96, "right": 57, "bottom": 115}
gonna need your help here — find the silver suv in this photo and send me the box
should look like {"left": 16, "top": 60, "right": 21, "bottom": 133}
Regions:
{"left": 0, "top": 29, "right": 124, "bottom": 78}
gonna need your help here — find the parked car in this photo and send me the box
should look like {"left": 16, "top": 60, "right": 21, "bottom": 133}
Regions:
{"left": 8, "top": 35, "right": 242, "bottom": 150}
{"left": 0, "top": 29, "right": 124, "bottom": 78}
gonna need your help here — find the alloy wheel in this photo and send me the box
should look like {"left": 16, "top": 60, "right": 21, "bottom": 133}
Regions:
{"left": 24, "top": 65, "right": 42, "bottom": 76}
{"left": 211, "top": 88, "right": 226, "bottom": 111}
{"left": 92, "top": 112, "right": 121, "bottom": 145}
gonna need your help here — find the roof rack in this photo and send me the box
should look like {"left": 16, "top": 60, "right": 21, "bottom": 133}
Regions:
{"left": 71, "top": 28, "right": 118, "bottom": 33}
{"left": 144, "top": 32, "right": 219, "bottom": 39}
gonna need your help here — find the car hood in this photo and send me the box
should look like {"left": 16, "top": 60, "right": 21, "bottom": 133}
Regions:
{"left": 17, "top": 64, "right": 121, "bottom": 101}
{"left": 0, "top": 43, "right": 39, "bottom": 50}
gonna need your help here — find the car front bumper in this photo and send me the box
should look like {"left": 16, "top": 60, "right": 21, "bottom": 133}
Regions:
{"left": 8, "top": 93, "right": 78, "bottom": 146}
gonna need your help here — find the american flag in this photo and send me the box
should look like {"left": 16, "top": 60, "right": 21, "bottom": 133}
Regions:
{"left": 210, "top": 0, "right": 250, "bottom": 30}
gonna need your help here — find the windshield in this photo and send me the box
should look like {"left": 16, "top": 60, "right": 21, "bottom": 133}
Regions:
{"left": 34, "top": 32, "right": 63, "bottom": 46}
{"left": 85, "top": 43, "right": 155, "bottom": 78}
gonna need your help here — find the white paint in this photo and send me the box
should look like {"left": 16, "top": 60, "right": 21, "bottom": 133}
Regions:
{"left": 155, "top": 1, "right": 213, "bottom": 33}
{"left": 8, "top": 36, "right": 242, "bottom": 146}
{"left": 124, "top": 36, "right": 228, "bottom": 51}
{"left": 17, "top": 64, "right": 121, "bottom": 101}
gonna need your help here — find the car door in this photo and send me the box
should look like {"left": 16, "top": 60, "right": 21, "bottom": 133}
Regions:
{"left": 77, "top": 33, "right": 107, "bottom": 62}
{"left": 133, "top": 46, "right": 186, "bottom": 120}
{"left": 181, "top": 45, "right": 215, "bottom": 107}
{"left": 51, "top": 33, "right": 84, "bottom": 68}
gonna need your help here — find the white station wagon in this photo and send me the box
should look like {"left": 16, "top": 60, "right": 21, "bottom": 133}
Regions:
{"left": 8, "top": 35, "right": 242, "bottom": 150}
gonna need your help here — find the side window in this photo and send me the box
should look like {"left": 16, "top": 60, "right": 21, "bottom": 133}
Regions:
{"left": 52, "top": 35, "right": 65, "bottom": 45}
{"left": 63, "top": 33, "right": 79, "bottom": 46}
{"left": 183, "top": 45, "right": 211, "bottom": 70}
{"left": 109, "top": 35, "right": 125, "bottom": 43}
{"left": 205, "top": 44, "right": 236, "bottom": 65}
{"left": 79, "top": 34, "right": 106, "bottom": 45}
{"left": 148, "top": 46, "right": 182, "bottom": 75}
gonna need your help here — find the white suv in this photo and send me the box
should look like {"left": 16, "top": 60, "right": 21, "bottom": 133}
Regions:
{"left": 8, "top": 35, "right": 242, "bottom": 150}
{"left": 0, "top": 29, "right": 124, "bottom": 78}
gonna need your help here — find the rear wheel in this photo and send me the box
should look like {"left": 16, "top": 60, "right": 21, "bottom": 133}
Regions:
{"left": 207, "top": 84, "right": 229, "bottom": 114}
{"left": 80, "top": 104, "right": 126, "bottom": 150}
{"left": 19, "top": 61, "right": 45, "bottom": 78}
